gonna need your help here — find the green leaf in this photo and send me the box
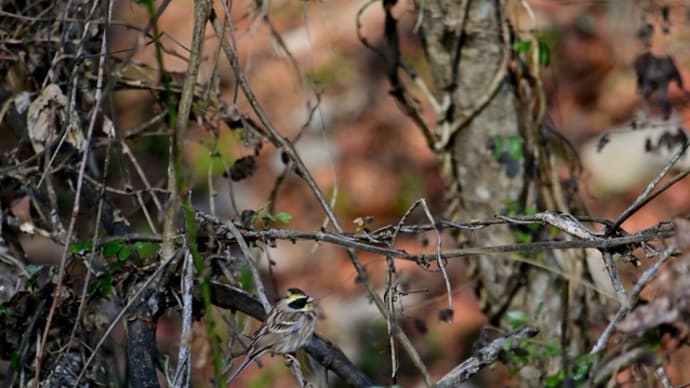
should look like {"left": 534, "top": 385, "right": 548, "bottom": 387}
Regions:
{"left": 273, "top": 211, "right": 292, "bottom": 224}
{"left": 26, "top": 264, "right": 42, "bottom": 275}
{"left": 69, "top": 240, "right": 93, "bottom": 255}
{"left": 574, "top": 353, "right": 597, "bottom": 379}
{"left": 118, "top": 246, "right": 132, "bottom": 261}
{"left": 547, "top": 225, "right": 560, "bottom": 238}
{"left": 107, "top": 261, "right": 122, "bottom": 273}
{"left": 545, "top": 371, "right": 564, "bottom": 388}
{"left": 525, "top": 343, "right": 540, "bottom": 359}
{"left": 0, "top": 304, "right": 6, "bottom": 315}
{"left": 10, "top": 351, "right": 19, "bottom": 370}
{"left": 506, "top": 310, "right": 531, "bottom": 329}
{"left": 134, "top": 242, "right": 159, "bottom": 259}
{"left": 90, "top": 274, "right": 113, "bottom": 297}
{"left": 26, "top": 271, "right": 39, "bottom": 289}
{"left": 239, "top": 264, "right": 254, "bottom": 291}
{"left": 103, "top": 240, "right": 123, "bottom": 258}
{"left": 102, "top": 274, "right": 113, "bottom": 295}
{"left": 543, "top": 340, "right": 561, "bottom": 357}
{"left": 492, "top": 137, "right": 505, "bottom": 161}
{"left": 526, "top": 223, "right": 540, "bottom": 232}
{"left": 512, "top": 40, "right": 532, "bottom": 53}
{"left": 502, "top": 338, "right": 513, "bottom": 352}
{"left": 513, "top": 229, "right": 533, "bottom": 244}
{"left": 538, "top": 41, "right": 551, "bottom": 66}
{"left": 254, "top": 201, "right": 270, "bottom": 216}
{"left": 259, "top": 210, "right": 293, "bottom": 228}
{"left": 261, "top": 214, "right": 275, "bottom": 227}
{"left": 507, "top": 136, "right": 523, "bottom": 161}
{"left": 642, "top": 328, "right": 662, "bottom": 349}
{"left": 505, "top": 201, "right": 520, "bottom": 217}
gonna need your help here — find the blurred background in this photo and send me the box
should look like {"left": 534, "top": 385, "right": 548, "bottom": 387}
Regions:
{"left": 59, "top": 0, "right": 690, "bottom": 385}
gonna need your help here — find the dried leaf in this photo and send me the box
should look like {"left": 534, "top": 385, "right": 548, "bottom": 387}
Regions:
{"left": 102, "top": 115, "right": 116, "bottom": 138}
{"left": 634, "top": 52, "right": 684, "bottom": 117}
{"left": 227, "top": 156, "right": 257, "bottom": 181}
{"left": 10, "top": 196, "right": 32, "bottom": 223}
{"left": 26, "top": 84, "right": 84, "bottom": 153}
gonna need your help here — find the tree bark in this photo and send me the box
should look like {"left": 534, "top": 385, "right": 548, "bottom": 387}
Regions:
{"left": 418, "top": 0, "right": 590, "bottom": 383}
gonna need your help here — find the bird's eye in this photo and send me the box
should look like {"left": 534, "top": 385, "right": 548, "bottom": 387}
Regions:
{"left": 288, "top": 297, "right": 308, "bottom": 310}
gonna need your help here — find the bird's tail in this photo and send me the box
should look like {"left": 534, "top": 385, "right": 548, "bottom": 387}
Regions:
{"left": 226, "top": 354, "right": 254, "bottom": 385}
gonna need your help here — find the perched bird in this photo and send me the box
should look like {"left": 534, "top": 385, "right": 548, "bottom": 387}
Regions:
{"left": 227, "top": 288, "right": 317, "bottom": 384}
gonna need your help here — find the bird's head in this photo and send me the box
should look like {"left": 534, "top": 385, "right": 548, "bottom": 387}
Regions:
{"left": 284, "top": 288, "right": 314, "bottom": 312}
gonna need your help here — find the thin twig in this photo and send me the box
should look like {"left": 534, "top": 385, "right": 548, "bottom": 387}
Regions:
{"left": 208, "top": 148, "right": 217, "bottom": 216}
{"left": 222, "top": 220, "right": 271, "bottom": 312}
{"left": 656, "top": 364, "right": 673, "bottom": 388}
{"left": 36, "top": 1, "right": 112, "bottom": 381}
{"left": 121, "top": 140, "right": 164, "bottom": 214}
{"left": 592, "top": 346, "right": 649, "bottom": 386}
{"left": 190, "top": 211, "right": 675, "bottom": 263}
{"left": 384, "top": 255, "right": 399, "bottom": 380}
{"left": 602, "top": 250, "right": 628, "bottom": 306}
{"left": 112, "top": 0, "right": 172, "bottom": 75}
{"left": 418, "top": 199, "right": 453, "bottom": 313}
{"left": 72, "top": 250, "right": 182, "bottom": 386}
{"left": 607, "top": 142, "right": 690, "bottom": 235}
{"left": 172, "top": 246, "right": 194, "bottom": 388}
{"left": 590, "top": 246, "right": 676, "bottom": 354}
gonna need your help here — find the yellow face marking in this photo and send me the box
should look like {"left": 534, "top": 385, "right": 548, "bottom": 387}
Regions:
{"left": 286, "top": 289, "right": 314, "bottom": 311}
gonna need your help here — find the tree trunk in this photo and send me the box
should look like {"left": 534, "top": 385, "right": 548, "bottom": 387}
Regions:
{"left": 418, "top": 0, "right": 592, "bottom": 383}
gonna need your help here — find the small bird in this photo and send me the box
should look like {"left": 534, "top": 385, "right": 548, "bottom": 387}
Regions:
{"left": 227, "top": 288, "right": 317, "bottom": 384}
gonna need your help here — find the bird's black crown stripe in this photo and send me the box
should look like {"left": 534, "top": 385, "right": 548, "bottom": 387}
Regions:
{"left": 288, "top": 288, "right": 306, "bottom": 295}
